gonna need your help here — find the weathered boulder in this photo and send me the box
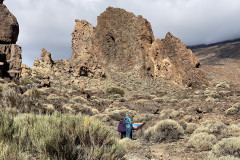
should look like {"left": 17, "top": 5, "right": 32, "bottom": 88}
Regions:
{"left": 0, "top": 2, "right": 19, "bottom": 44}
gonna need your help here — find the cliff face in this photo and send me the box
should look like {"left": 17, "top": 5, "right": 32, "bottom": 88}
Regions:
{"left": 0, "top": 2, "right": 22, "bottom": 80}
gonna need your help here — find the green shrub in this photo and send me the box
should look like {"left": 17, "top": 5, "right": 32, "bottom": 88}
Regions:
{"left": 144, "top": 119, "right": 184, "bottom": 143}
{"left": 211, "top": 137, "right": 240, "bottom": 158}
{"left": 106, "top": 87, "right": 125, "bottom": 97}
{"left": 188, "top": 133, "right": 217, "bottom": 151}
{"left": 0, "top": 110, "right": 126, "bottom": 159}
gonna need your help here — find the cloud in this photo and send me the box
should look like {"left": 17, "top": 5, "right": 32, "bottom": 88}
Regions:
{"left": 4, "top": 0, "right": 240, "bottom": 66}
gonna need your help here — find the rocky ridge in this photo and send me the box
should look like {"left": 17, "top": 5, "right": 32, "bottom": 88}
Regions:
{"left": 31, "top": 7, "right": 208, "bottom": 89}
{"left": 0, "top": 1, "right": 22, "bottom": 79}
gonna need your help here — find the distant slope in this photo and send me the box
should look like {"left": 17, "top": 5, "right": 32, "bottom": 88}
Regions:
{"left": 190, "top": 39, "right": 240, "bottom": 65}
{"left": 190, "top": 38, "right": 240, "bottom": 88}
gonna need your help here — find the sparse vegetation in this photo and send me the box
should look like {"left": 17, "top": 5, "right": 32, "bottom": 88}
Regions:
{"left": 0, "top": 110, "right": 126, "bottom": 160}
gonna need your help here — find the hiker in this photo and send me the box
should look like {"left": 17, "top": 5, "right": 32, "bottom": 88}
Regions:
{"left": 117, "top": 119, "right": 126, "bottom": 139}
{"left": 125, "top": 114, "right": 132, "bottom": 139}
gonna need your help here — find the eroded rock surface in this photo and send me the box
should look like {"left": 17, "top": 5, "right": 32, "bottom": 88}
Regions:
{"left": 0, "top": 2, "right": 22, "bottom": 80}
{"left": 0, "top": 44, "right": 22, "bottom": 79}
{"left": 70, "top": 7, "right": 208, "bottom": 88}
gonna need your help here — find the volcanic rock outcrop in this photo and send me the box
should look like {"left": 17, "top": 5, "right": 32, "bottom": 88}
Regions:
{"left": 70, "top": 7, "right": 208, "bottom": 88}
{"left": 0, "top": 1, "right": 22, "bottom": 79}
{"left": 32, "top": 7, "right": 208, "bottom": 88}
{"left": 32, "top": 48, "right": 54, "bottom": 76}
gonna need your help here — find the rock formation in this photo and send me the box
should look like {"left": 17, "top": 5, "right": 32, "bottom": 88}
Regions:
{"left": 21, "top": 64, "right": 32, "bottom": 78}
{"left": 32, "top": 7, "right": 208, "bottom": 88}
{"left": 70, "top": 7, "right": 208, "bottom": 88}
{"left": 0, "top": 1, "right": 22, "bottom": 79}
{"left": 32, "top": 48, "right": 54, "bottom": 76}
{"left": 0, "top": 2, "right": 19, "bottom": 44}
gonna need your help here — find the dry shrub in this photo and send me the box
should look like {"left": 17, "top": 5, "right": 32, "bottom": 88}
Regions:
{"left": 226, "top": 103, "right": 240, "bottom": 115}
{"left": 0, "top": 110, "right": 126, "bottom": 160}
{"left": 106, "top": 87, "right": 125, "bottom": 97}
{"left": 0, "top": 141, "right": 30, "bottom": 160}
{"left": 193, "top": 120, "right": 228, "bottom": 139}
{"left": 211, "top": 137, "right": 240, "bottom": 158}
{"left": 2, "top": 87, "right": 24, "bottom": 108}
{"left": 185, "top": 123, "right": 197, "bottom": 134}
{"left": 20, "top": 78, "right": 31, "bottom": 85}
{"left": 119, "top": 138, "right": 141, "bottom": 150}
{"left": 133, "top": 114, "right": 155, "bottom": 122}
{"left": 2, "top": 87, "right": 44, "bottom": 113}
{"left": 144, "top": 119, "right": 184, "bottom": 143}
{"left": 228, "top": 124, "right": 240, "bottom": 137}
{"left": 226, "top": 107, "right": 238, "bottom": 115}
{"left": 216, "top": 82, "right": 230, "bottom": 89}
{"left": 188, "top": 133, "right": 217, "bottom": 151}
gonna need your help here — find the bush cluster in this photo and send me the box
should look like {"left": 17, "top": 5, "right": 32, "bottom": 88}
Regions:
{"left": 0, "top": 110, "right": 126, "bottom": 159}
{"left": 144, "top": 119, "right": 184, "bottom": 143}
{"left": 193, "top": 120, "right": 228, "bottom": 139}
{"left": 1, "top": 87, "right": 44, "bottom": 113}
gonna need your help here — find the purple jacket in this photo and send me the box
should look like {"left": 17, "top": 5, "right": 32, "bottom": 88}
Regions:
{"left": 117, "top": 120, "right": 126, "bottom": 132}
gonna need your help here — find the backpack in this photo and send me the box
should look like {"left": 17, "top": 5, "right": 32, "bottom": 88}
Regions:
{"left": 117, "top": 120, "right": 126, "bottom": 132}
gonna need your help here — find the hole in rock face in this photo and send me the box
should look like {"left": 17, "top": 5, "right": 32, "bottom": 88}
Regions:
{"left": 80, "top": 67, "right": 88, "bottom": 77}
{"left": 147, "top": 67, "right": 151, "bottom": 71}
{"left": 195, "top": 63, "right": 200, "bottom": 68}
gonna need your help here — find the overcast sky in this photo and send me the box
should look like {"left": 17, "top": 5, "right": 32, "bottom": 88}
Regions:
{"left": 5, "top": 0, "right": 240, "bottom": 67}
